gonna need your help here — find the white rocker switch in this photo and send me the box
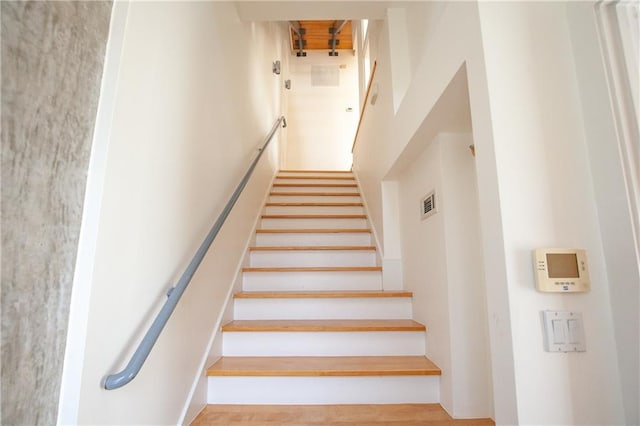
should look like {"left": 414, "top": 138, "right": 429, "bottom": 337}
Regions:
{"left": 542, "top": 311, "right": 586, "bottom": 352}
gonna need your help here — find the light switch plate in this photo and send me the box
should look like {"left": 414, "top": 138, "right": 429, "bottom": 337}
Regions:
{"left": 542, "top": 311, "right": 586, "bottom": 352}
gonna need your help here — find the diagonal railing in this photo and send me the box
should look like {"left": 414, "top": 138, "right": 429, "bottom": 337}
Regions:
{"left": 103, "top": 115, "right": 286, "bottom": 390}
{"left": 352, "top": 60, "right": 377, "bottom": 153}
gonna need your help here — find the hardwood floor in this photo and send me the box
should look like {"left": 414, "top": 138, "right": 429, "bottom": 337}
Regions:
{"left": 191, "top": 404, "right": 495, "bottom": 425}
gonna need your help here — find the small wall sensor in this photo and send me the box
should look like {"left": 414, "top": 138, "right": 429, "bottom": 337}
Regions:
{"left": 370, "top": 83, "right": 379, "bottom": 105}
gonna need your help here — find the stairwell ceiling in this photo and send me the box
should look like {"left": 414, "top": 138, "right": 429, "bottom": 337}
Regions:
{"left": 290, "top": 20, "right": 353, "bottom": 51}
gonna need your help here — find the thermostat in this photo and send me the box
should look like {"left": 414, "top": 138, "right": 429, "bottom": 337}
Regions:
{"left": 533, "top": 248, "right": 590, "bottom": 292}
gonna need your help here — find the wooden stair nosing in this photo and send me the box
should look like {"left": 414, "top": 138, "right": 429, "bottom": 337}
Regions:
{"left": 270, "top": 192, "right": 360, "bottom": 197}
{"left": 279, "top": 169, "right": 352, "bottom": 174}
{"left": 222, "top": 319, "right": 426, "bottom": 332}
{"left": 192, "top": 404, "right": 495, "bottom": 425}
{"left": 234, "top": 290, "right": 412, "bottom": 299}
{"left": 242, "top": 266, "right": 382, "bottom": 272}
{"left": 207, "top": 356, "right": 441, "bottom": 377}
{"left": 255, "top": 228, "right": 371, "bottom": 234}
{"left": 273, "top": 183, "right": 358, "bottom": 188}
{"left": 261, "top": 214, "right": 367, "bottom": 219}
{"left": 265, "top": 202, "right": 364, "bottom": 207}
{"left": 249, "top": 245, "right": 376, "bottom": 251}
{"left": 276, "top": 176, "right": 355, "bottom": 180}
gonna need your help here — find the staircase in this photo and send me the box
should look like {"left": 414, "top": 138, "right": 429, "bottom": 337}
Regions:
{"left": 201, "top": 170, "right": 442, "bottom": 414}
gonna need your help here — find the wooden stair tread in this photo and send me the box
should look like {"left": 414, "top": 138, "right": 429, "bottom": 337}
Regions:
{"left": 266, "top": 202, "right": 364, "bottom": 206}
{"left": 249, "top": 245, "right": 375, "bottom": 251}
{"left": 270, "top": 192, "right": 360, "bottom": 196}
{"left": 191, "top": 404, "right": 495, "bottom": 425}
{"left": 234, "top": 290, "right": 412, "bottom": 299}
{"left": 207, "top": 356, "right": 441, "bottom": 377}
{"left": 273, "top": 183, "right": 358, "bottom": 188}
{"left": 255, "top": 228, "right": 371, "bottom": 234}
{"left": 276, "top": 176, "right": 355, "bottom": 180}
{"left": 242, "top": 266, "right": 382, "bottom": 272}
{"left": 261, "top": 214, "right": 366, "bottom": 219}
{"left": 279, "top": 169, "right": 352, "bottom": 173}
{"left": 222, "top": 319, "right": 426, "bottom": 332}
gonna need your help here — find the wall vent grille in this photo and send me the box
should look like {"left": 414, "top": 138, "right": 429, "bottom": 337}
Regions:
{"left": 421, "top": 191, "right": 437, "bottom": 220}
{"left": 311, "top": 65, "right": 340, "bottom": 87}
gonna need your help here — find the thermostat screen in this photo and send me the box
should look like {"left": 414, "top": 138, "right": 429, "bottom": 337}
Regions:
{"left": 546, "top": 253, "right": 579, "bottom": 278}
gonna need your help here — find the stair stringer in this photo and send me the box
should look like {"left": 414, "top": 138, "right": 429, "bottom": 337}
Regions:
{"left": 179, "top": 169, "right": 280, "bottom": 426}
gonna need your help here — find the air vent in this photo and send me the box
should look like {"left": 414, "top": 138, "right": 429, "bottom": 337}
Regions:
{"left": 420, "top": 191, "right": 437, "bottom": 220}
{"left": 311, "top": 65, "right": 340, "bottom": 87}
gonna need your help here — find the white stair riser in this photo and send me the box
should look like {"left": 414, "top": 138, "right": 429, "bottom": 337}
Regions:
{"left": 270, "top": 195, "right": 361, "bottom": 203}
{"left": 272, "top": 186, "right": 358, "bottom": 193}
{"left": 255, "top": 232, "right": 371, "bottom": 247}
{"left": 234, "top": 297, "right": 412, "bottom": 320}
{"left": 275, "top": 178, "right": 356, "bottom": 185}
{"left": 261, "top": 217, "right": 368, "bottom": 229}
{"left": 242, "top": 270, "right": 382, "bottom": 291}
{"left": 265, "top": 205, "right": 364, "bottom": 215}
{"left": 249, "top": 251, "right": 376, "bottom": 267}
{"left": 207, "top": 376, "right": 439, "bottom": 404}
{"left": 222, "top": 331, "right": 426, "bottom": 356}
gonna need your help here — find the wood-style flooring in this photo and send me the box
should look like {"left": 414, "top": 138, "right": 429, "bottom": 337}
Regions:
{"left": 191, "top": 404, "right": 495, "bottom": 425}
{"left": 206, "top": 356, "right": 441, "bottom": 377}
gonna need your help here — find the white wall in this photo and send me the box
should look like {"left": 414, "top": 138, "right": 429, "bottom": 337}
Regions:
{"left": 440, "top": 134, "right": 492, "bottom": 419}
{"left": 354, "top": 1, "right": 634, "bottom": 424}
{"left": 59, "top": 3, "right": 289, "bottom": 424}
{"left": 354, "top": 4, "right": 519, "bottom": 423}
{"left": 284, "top": 51, "right": 359, "bottom": 170}
{"left": 477, "top": 2, "right": 625, "bottom": 424}
{"left": 397, "top": 136, "right": 450, "bottom": 410}
{"left": 351, "top": 17, "right": 394, "bottom": 250}
{"left": 397, "top": 133, "right": 492, "bottom": 419}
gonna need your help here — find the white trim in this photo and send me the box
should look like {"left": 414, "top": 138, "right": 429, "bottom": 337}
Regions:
{"left": 595, "top": 0, "right": 640, "bottom": 267}
{"left": 615, "top": 1, "right": 639, "bottom": 114}
{"left": 351, "top": 171, "right": 384, "bottom": 260}
{"left": 56, "top": 2, "right": 130, "bottom": 424}
{"left": 351, "top": 171, "right": 404, "bottom": 290}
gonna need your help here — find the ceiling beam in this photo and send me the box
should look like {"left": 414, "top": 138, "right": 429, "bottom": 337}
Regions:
{"left": 329, "top": 20, "right": 348, "bottom": 56}
{"left": 289, "top": 21, "right": 307, "bottom": 57}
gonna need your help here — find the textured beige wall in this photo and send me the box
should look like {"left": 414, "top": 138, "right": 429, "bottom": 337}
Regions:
{"left": 1, "top": 2, "right": 112, "bottom": 424}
